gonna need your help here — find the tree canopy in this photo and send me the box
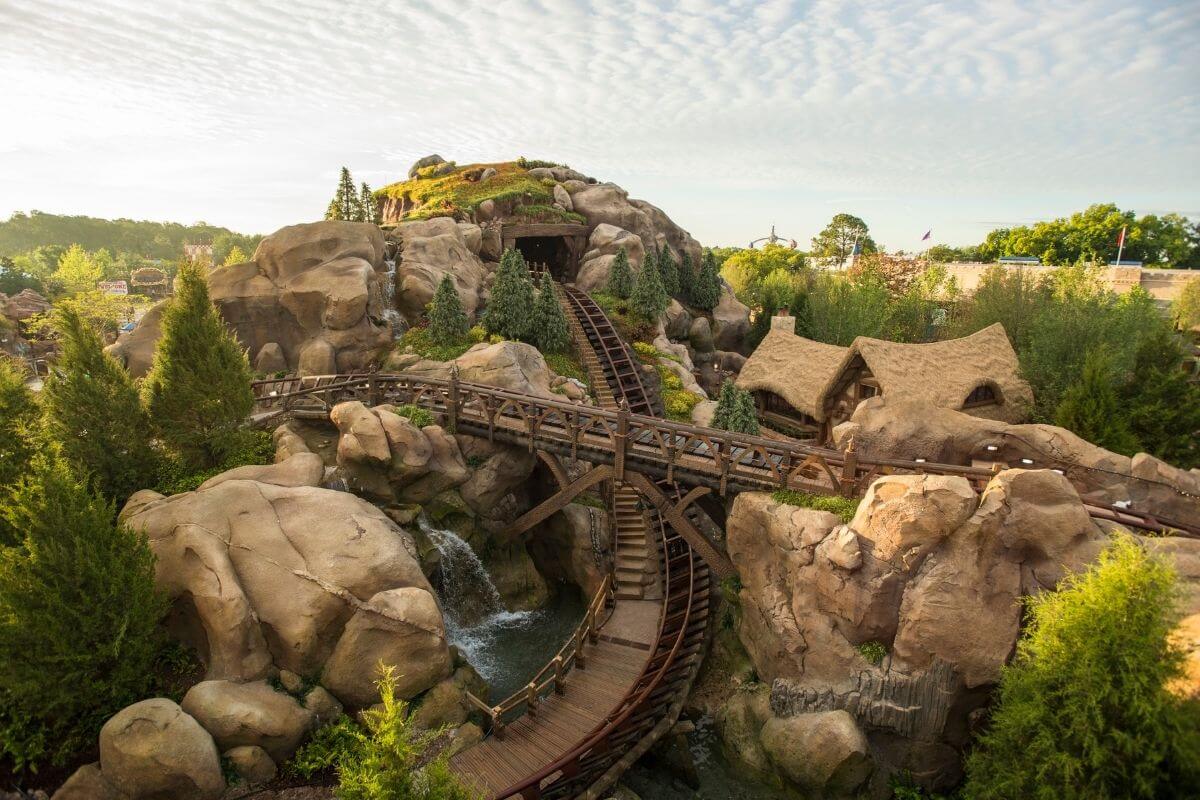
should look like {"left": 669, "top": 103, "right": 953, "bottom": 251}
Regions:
{"left": 810, "top": 213, "right": 877, "bottom": 264}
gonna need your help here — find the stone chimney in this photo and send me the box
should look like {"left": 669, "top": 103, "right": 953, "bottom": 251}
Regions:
{"left": 770, "top": 307, "right": 795, "bottom": 333}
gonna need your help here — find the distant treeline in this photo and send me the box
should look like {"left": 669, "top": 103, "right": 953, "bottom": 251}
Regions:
{"left": 0, "top": 211, "right": 262, "bottom": 265}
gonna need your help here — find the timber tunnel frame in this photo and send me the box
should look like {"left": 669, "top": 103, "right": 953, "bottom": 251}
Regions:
{"left": 500, "top": 222, "right": 589, "bottom": 282}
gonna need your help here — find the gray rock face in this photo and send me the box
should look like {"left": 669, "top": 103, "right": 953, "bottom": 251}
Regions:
{"left": 408, "top": 154, "right": 446, "bottom": 177}
{"left": 180, "top": 680, "right": 315, "bottom": 763}
{"left": 98, "top": 699, "right": 224, "bottom": 800}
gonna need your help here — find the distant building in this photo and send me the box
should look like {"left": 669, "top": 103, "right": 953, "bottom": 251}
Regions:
{"left": 130, "top": 266, "right": 170, "bottom": 298}
{"left": 737, "top": 314, "right": 1031, "bottom": 441}
{"left": 183, "top": 243, "right": 213, "bottom": 263}
{"left": 941, "top": 261, "right": 1194, "bottom": 307}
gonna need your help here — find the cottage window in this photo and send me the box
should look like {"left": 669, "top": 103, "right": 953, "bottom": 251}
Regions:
{"left": 963, "top": 384, "right": 998, "bottom": 408}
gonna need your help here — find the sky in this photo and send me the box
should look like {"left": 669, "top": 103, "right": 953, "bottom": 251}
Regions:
{"left": 1, "top": 0, "right": 1198, "bottom": 251}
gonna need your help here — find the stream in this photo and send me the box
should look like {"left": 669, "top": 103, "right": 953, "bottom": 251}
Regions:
{"left": 420, "top": 516, "right": 585, "bottom": 700}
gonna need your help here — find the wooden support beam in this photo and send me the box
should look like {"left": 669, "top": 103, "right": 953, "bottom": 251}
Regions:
{"left": 501, "top": 465, "right": 614, "bottom": 538}
{"left": 537, "top": 450, "right": 571, "bottom": 490}
{"left": 624, "top": 471, "right": 736, "bottom": 579}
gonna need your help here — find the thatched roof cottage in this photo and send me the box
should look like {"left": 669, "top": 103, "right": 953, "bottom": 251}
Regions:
{"left": 736, "top": 315, "right": 1032, "bottom": 441}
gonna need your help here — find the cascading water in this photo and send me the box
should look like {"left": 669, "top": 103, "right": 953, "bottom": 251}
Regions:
{"left": 380, "top": 258, "right": 406, "bottom": 341}
{"left": 418, "top": 515, "right": 585, "bottom": 699}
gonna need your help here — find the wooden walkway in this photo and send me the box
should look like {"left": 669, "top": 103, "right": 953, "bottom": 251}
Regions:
{"left": 450, "top": 601, "right": 659, "bottom": 796}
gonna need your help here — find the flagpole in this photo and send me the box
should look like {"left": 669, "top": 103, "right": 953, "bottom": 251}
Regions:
{"left": 1115, "top": 225, "right": 1127, "bottom": 266}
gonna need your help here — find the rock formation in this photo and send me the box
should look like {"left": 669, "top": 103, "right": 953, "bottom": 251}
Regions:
{"left": 391, "top": 217, "right": 490, "bottom": 326}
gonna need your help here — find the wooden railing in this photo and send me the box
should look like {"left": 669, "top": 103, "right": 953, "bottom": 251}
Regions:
{"left": 463, "top": 575, "right": 614, "bottom": 738}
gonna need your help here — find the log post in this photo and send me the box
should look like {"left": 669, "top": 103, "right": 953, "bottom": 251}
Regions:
{"left": 840, "top": 437, "right": 858, "bottom": 497}
{"left": 447, "top": 365, "right": 460, "bottom": 433}
{"left": 366, "top": 374, "right": 379, "bottom": 407}
{"left": 553, "top": 656, "right": 565, "bottom": 694}
{"left": 492, "top": 709, "right": 506, "bottom": 739}
{"left": 526, "top": 682, "right": 539, "bottom": 716}
{"left": 613, "top": 399, "right": 630, "bottom": 483}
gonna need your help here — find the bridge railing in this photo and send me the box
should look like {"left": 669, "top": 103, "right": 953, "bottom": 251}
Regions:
{"left": 464, "top": 574, "right": 613, "bottom": 739}
{"left": 249, "top": 372, "right": 1199, "bottom": 538}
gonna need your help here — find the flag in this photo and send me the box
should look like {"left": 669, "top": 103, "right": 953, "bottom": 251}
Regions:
{"left": 1116, "top": 226, "right": 1127, "bottom": 247}
{"left": 921, "top": 229, "right": 932, "bottom": 241}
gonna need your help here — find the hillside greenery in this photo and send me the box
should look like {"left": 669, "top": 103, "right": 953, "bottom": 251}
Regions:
{"left": 376, "top": 160, "right": 582, "bottom": 223}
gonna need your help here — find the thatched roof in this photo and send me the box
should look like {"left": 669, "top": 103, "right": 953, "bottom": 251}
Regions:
{"left": 736, "top": 329, "right": 848, "bottom": 420}
{"left": 738, "top": 323, "right": 1033, "bottom": 423}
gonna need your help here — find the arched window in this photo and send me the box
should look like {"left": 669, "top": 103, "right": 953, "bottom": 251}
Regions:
{"left": 963, "top": 384, "right": 998, "bottom": 408}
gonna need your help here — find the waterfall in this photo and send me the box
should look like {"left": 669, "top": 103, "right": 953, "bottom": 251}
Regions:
{"left": 381, "top": 258, "right": 405, "bottom": 341}
{"left": 418, "top": 515, "right": 535, "bottom": 685}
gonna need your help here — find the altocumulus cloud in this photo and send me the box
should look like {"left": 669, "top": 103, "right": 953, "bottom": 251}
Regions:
{"left": 0, "top": 0, "right": 1196, "bottom": 245}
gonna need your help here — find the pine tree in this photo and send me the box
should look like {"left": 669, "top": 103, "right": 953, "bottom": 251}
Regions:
{"left": 0, "top": 458, "right": 166, "bottom": 769}
{"left": 427, "top": 274, "right": 469, "bottom": 345}
{"left": 630, "top": 250, "right": 669, "bottom": 322}
{"left": 711, "top": 379, "right": 738, "bottom": 430}
{"left": 41, "top": 306, "right": 158, "bottom": 504}
{"left": 359, "top": 182, "right": 378, "bottom": 224}
{"left": 1054, "top": 349, "right": 1140, "bottom": 455}
{"left": 678, "top": 251, "right": 695, "bottom": 304}
{"left": 0, "top": 358, "right": 37, "bottom": 498}
{"left": 325, "top": 167, "right": 360, "bottom": 221}
{"left": 606, "top": 247, "right": 634, "bottom": 299}
{"left": 692, "top": 250, "right": 722, "bottom": 311}
{"left": 143, "top": 260, "right": 254, "bottom": 469}
{"left": 482, "top": 248, "right": 535, "bottom": 341}
{"left": 964, "top": 534, "right": 1200, "bottom": 799}
{"left": 222, "top": 245, "right": 249, "bottom": 266}
{"left": 658, "top": 244, "right": 679, "bottom": 297}
{"left": 532, "top": 272, "right": 570, "bottom": 353}
{"left": 730, "top": 385, "right": 761, "bottom": 435}
{"left": 1121, "top": 327, "right": 1200, "bottom": 468}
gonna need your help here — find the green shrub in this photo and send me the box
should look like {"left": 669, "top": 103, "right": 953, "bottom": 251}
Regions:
{"left": 963, "top": 533, "right": 1200, "bottom": 799}
{"left": 663, "top": 389, "right": 701, "bottom": 422}
{"left": 711, "top": 379, "right": 759, "bottom": 435}
{"left": 154, "top": 429, "right": 274, "bottom": 495}
{"left": 543, "top": 352, "right": 588, "bottom": 387}
{"left": 692, "top": 250, "right": 722, "bottom": 311}
{"left": 771, "top": 489, "right": 858, "bottom": 523}
{"left": 467, "top": 325, "right": 487, "bottom": 344}
{"left": 397, "top": 326, "right": 474, "bottom": 362}
{"left": 589, "top": 292, "right": 658, "bottom": 343}
{"left": 0, "top": 459, "right": 167, "bottom": 770}
{"left": 143, "top": 260, "right": 254, "bottom": 469}
{"left": 531, "top": 273, "right": 570, "bottom": 353}
{"left": 488, "top": 333, "right": 503, "bottom": 344}
{"left": 632, "top": 341, "right": 660, "bottom": 363}
{"left": 516, "top": 157, "right": 566, "bottom": 170}
{"left": 289, "top": 715, "right": 365, "bottom": 779}
{"left": 631, "top": 249, "right": 669, "bottom": 322}
{"left": 392, "top": 404, "right": 435, "bottom": 428}
{"left": 0, "top": 358, "right": 38, "bottom": 526}
{"left": 1054, "top": 349, "right": 1139, "bottom": 455}
{"left": 857, "top": 640, "right": 887, "bottom": 666}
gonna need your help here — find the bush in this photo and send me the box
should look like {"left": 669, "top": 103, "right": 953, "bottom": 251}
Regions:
{"left": 771, "top": 489, "right": 858, "bottom": 523}
{"left": 482, "top": 248, "right": 534, "bottom": 341}
{"left": 392, "top": 404, "right": 435, "bottom": 428}
{"left": 711, "top": 379, "right": 759, "bottom": 435}
{"left": 692, "top": 250, "right": 722, "bottom": 311}
{"left": 396, "top": 326, "right": 474, "bottom": 362}
{"left": 856, "top": 640, "right": 887, "bottom": 665}
{"left": 154, "top": 429, "right": 274, "bottom": 495}
{"left": 41, "top": 306, "right": 158, "bottom": 504}
{"left": 963, "top": 533, "right": 1200, "bottom": 799}
{"left": 663, "top": 389, "right": 701, "bottom": 422}
{"left": 0, "top": 459, "right": 167, "bottom": 770}
{"left": 467, "top": 325, "right": 487, "bottom": 344}
{"left": 531, "top": 273, "right": 570, "bottom": 353}
{"left": 630, "top": 251, "right": 669, "bottom": 322}
{"left": 143, "top": 260, "right": 254, "bottom": 469}
{"left": 0, "top": 357, "right": 38, "bottom": 511}
{"left": 289, "top": 716, "right": 364, "bottom": 779}
{"left": 544, "top": 352, "right": 588, "bottom": 387}
{"left": 1054, "top": 349, "right": 1140, "bottom": 455}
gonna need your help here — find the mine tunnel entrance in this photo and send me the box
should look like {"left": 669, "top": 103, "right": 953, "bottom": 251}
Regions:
{"left": 515, "top": 236, "right": 574, "bottom": 281}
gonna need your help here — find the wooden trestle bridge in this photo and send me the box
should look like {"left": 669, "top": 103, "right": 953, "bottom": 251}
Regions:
{"left": 250, "top": 281, "right": 1199, "bottom": 800}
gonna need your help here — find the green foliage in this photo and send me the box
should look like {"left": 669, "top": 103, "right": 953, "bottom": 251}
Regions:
{"left": 327, "top": 167, "right": 362, "bottom": 222}
{"left": 692, "top": 250, "right": 722, "bottom": 311}
{"left": 482, "top": 248, "right": 535, "bottom": 341}
{"left": 720, "top": 243, "right": 806, "bottom": 306}
{"left": 153, "top": 429, "right": 274, "bottom": 495}
{"left": 890, "top": 773, "right": 953, "bottom": 800}
{"left": 221, "top": 245, "right": 249, "bottom": 266}
{"left": 630, "top": 250, "right": 669, "bottom": 322}
{"left": 428, "top": 274, "right": 469, "bottom": 346}
{"left": 26, "top": 290, "right": 151, "bottom": 341}
{"left": 52, "top": 243, "right": 102, "bottom": 294}
{"left": 331, "top": 665, "right": 477, "bottom": 800}
{"left": 606, "top": 246, "right": 634, "bottom": 299}
{"left": 856, "top": 641, "right": 887, "bottom": 666}
{"left": 512, "top": 204, "right": 586, "bottom": 224}
{"left": 632, "top": 341, "right": 661, "bottom": 363}
{"left": 1120, "top": 327, "right": 1200, "bottom": 468}
{"left": 467, "top": 325, "right": 487, "bottom": 344}
{"left": 392, "top": 404, "right": 435, "bottom": 428}
{"left": 41, "top": 306, "right": 158, "bottom": 503}
{"left": 377, "top": 162, "right": 555, "bottom": 222}
{"left": 0, "top": 459, "right": 167, "bottom": 770}
{"left": 711, "top": 379, "right": 759, "bottom": 434}
{"left": 543, "top": 352, "right": 588, "bottom": 387}
{"left": 360, "top": 182, "right": 380, "bottom": 225}
{"left": 589, "top": 292, "right": 658, "bottom": 343}
{"left": 0, "top": 255, "right": 46, "bottom": 295}
{"left": 1173, "top": 277, "right": 1200, "bottom": 330}
{"left": 810, "top": 213, "right": 877, "bottom": 263}
{"left": 143, "top": 261, "right": 254, "bottom": 469}
{"left": 396, "top": 326, "right": 475, "bottom": 362}
{"left": 804, "top": 271, "right": 892, "bottom": 345}
{"left": 771, "top": 489, "right": 858, "bottom": 523}
{"left": 657, "top": 245, "right": 679, "bottom": 297}
{"left": 0, "top": 358, "right": 38, "bottom": 508}
{"left": 516, "top": 157, "right": 566, "bottom": 170}
{"left": 289, "top": 716, "right": 365, "bottom": 779}
{"left": 1054, "top": 350, "right": 1140, "bottom": 455}
{"left": 663, "top": 388, "right": 701, "bottom": 422}
{"left": 531, "top": 273, "right": 570, "bottom": 353}
{"left": 963, "top": 534, "right": 1200, "bottom": 799}
{"left": 678, "top": 251, "right": 696, "bottom": 304}
{"left": 945, "top": 264, "right": 1051, "bottom": 353}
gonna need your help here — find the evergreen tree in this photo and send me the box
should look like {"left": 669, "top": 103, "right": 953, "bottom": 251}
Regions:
{"left": 143, "top": 260, "right": 254, "bottom": 469}
{"left": 730, "top": 385, "right": 760, "bottom": 435}
{"left": 0, "top": 458, "right": 166, "bottom": 769}
{"left": 0, "top": 357, "right": 37, "bottom": 499}
{"left": 41, "top": 307, "right": 158, "bottom": 504}
{"left": 482, "top": 248, "right": 535, "bottom": 341}
{"left": 359, "top": 182, "right": 378, "bottom": 224}
{"left": 692, "top": 250, "right": 722, "bottom": 311}
{"left": 532, "top": 272, "right": 570, "bottom": 353}
{"left": 606, "top": 246, "right": 634, "bottom": 299}
{"left": 427, "top": 274, "right": 469, "bottom": 345}
{"left": 325, "top": 167, "right": 360, "bottom": 221}
{"left": 630, "top": 250, "right": 669, "bottom": 322}
{"left": 964, "top": 534, "right": 1200, "bottom": 799}
{"left": 221, "top": 245, "right": 249, "bottom": 266}
{"left": 658, "top": 244, "right": 679, "bottom": 297}
{"left": 1054, "top": 349, "right": 1140, "bottom": 455}
{"left": 1121, "top": 327, "right": 1200, "bottom": 468}
{"left": 711, "top": 379, "right": 738, "bottom": 431}
{"left": 678, "top": 251, "right": 695, "bottom": 304}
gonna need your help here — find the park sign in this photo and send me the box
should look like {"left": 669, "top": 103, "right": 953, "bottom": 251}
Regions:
{"left": 98, "top": 280, "right": 129, "bottom": 295}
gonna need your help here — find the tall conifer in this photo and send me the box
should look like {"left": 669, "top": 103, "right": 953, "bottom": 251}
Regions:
{"left": 41, "top": 306, "right": 157, "bottom": 503}
{"left": 325, "top": 167, "right": 359, "bottom": 221}
{"left": 143, "top": 261, "right": 254, "bottom": 469}
{"left": 532, "top": 273, "right": 570, "bottom": 353}
{"left": 658, "top": 244, "right": 680, "bottom": 297}
{"left": 630, "top": 250, "right": 669, "bottom": 322}
{"left": 359, "top": 182, "right": 378, "bottom": 224}
{"left": 692, "top": 250, "right": 722, "bottom": 311}
{"left": 428, "top": 274, "right": 469, "bottom": 345}
{"left": 482, "top": 248, "right": 535, "bottom": 341}
{"left": 606, "top": 247, "right": 634, "bottom": 299}
{"left": 678, "top": 251, "right": 696, "bottom": 304}
{"left": 1054, "top": 350, "right": 1139, "bottom": 455}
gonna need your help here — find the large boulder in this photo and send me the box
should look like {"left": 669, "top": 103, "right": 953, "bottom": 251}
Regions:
{"left": 2, "top": 288, "right": 50, "bottom": 321}
{"left": 710, "top": 282, "right": 751, "bottom": 352}
{"left": 404, "top": 340, "right": 558, "bottom": 399}
{"left": 51, "top": 763, "right": 123, "bottom": 800}
{"left": 760, "top": 711, "right": 872, "bottom": 795}
{"left": 391, "top": 217, "right": 489, "bottom": 326}
{"left": 575, "top": 223, "right": 647, "bottom": 293}
{"left": 105, "top": 301, "right": 166, "bottom": 379}
{"left": 834, "top": 396, "right": 1200, "bottom": 522}
{"left": 527, "top": 503, "right": 609, "bottom": 596}
{"left": 119, "top": 457, "right": 449, "bottom": 708}
{"left": 109, "top": 221, "right": 393, "bottom": 378}
{"left": 180, "top": 680, "right": 315, "bottom": 763}
{"left": 571, "top": 183, "right": 702, "bottom": 273}
{"left": 98, "top": 699, "right": 224, "bottom": 800}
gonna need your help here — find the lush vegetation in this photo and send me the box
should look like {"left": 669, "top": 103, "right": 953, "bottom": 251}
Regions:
{"left": 771, "top": 489, "right": 858, "bottom": 523}
{"left": 325, "top": 166, "right": 381, "bottom": 225}
{"left": 0, "top": 459, "right": 167, "bottom": 770}
{"left": 963, "top": 534, "right": 1200, "bottom": 799}
{"left": 376, "top": 161, "right": 557, "bottom": 222}
{"left": 810, "top": 213, "right": 878, "bottom": 263}
{"left": 1173, "top": 276, "right": 1200, "bottom": 330}
{"left": 482, "top": 249, "right": 536, "bottom": 340}
{"left": 0, "top": 359, "right": 38, "bottom": 500}
{"left": 711, "top": 380, "right": 759, "bottom": 435}
{"left": 656, "top": 364, "right": 701, "bottom": 422}
{"left": 397, "top": 324, "right": 479, "bottom": 363}
{"left": 288, "top": 667, "right": 475, "bottom": 799}
{"left": 630, "top": 249, "right": 670, "bottom": 322}
{"left": 856, "top": 640, "right": 887, "bottom": 666}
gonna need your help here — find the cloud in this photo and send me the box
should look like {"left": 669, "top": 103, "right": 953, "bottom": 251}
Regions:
{"left": 0, "top": 0, "right": 1196, "bottom": 247}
